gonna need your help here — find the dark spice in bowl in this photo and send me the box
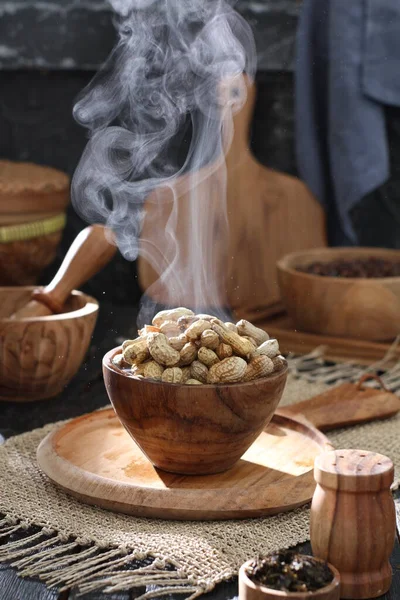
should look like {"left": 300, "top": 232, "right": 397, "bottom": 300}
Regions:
{"left": 297, "top": 257, "right": 400, "bottom": 278}
{"left": 245, "top": 551, "right": 334, "bottom": 593}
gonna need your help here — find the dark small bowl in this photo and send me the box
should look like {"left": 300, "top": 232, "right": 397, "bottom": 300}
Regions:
{"left": 103, "top": 347, "right": 288, "bottom": 475}
{"left": 239, "top": 557, "right": 341, "bottom": 600}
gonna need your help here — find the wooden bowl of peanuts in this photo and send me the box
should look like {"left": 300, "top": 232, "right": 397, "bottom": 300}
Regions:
{"left": 103, "top": 308, "right": 288, "bottom": 475}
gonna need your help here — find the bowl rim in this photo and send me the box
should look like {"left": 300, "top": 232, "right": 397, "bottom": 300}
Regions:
{"left": 239, "top": 557, "right": 341, "bottom": 598}
{"left": 0, "top": 288, "right": 99, "bottom": 322}
{"left": 277, "top": 246, "right": 400, "bottom": 283}
{"left": 103, "top": 346, "right": 288, "bottom": 388}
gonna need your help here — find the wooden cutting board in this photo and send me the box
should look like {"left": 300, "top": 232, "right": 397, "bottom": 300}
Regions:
{"left": 137, "top": 77, "right": 326, "bottom": 322}
{"left": 37, "top": 379, "right": 399, "bottom": 520}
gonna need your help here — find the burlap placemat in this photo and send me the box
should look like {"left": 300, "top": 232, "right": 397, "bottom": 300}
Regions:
{"left": 0, "top": 366, "right": 399, "bottom": 598}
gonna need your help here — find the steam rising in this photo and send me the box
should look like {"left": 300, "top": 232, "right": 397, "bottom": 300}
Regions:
{"left": 72, "top": 0, "right": 256, "bottom": 323}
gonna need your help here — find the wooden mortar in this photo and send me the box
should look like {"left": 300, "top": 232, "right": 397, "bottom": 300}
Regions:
{"left": 0, "top": 224, "right": 117, "bottom": 401}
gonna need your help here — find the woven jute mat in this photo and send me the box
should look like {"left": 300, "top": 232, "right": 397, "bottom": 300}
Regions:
{"left": 1, "top": 355, "right": 399, "bottom": 598}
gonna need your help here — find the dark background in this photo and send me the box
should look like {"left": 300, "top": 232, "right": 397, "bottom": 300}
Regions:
{"left": 0, "top": 0, "right": 298, "bottom": 308}
{"left": 1, "top": 0, "right": 398, "bottom": 305}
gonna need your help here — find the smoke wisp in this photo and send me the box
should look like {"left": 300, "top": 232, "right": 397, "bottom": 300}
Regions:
{"left": 72, "top": 0, "right": 256, "bottom": 324}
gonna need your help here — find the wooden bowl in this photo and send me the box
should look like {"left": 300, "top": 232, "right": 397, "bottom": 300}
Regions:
{"left": 103, "top": 348, "right": 288, "bottom": 475}
{"left": 0, "top": 287, "right": 98, "bottom": 402}
{"left": 239, "top": 558, "right": 341, "bottom": 600}
{"left": 277, "top": 247, "right": 400, "bottom": 341}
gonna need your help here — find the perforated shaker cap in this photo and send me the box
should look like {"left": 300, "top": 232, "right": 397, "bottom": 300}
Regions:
{"left": 314, "top": 449, "right": 394, "bottom": 492}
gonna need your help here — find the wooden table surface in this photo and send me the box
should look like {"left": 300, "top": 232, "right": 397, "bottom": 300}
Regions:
{"left": 1, "top": 303, "right": 399, "bottom": 600}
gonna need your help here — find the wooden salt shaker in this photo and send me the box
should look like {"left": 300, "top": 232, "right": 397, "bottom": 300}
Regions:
{"left": 310, "top": 449, "right": 396, "bottom": 599}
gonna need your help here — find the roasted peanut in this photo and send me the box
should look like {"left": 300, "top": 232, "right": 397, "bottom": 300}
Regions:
{"left": 186, "top": 378, "right": 203, "bottom": 385}
{"left": 160, "top": 320, "right": 181, "bottom": 338}
{"left": 195, "top": 313, "right": 214, "bottom": 321}
{"left": 131, "top": 362, "right": 148, "bottom": 376}
{"left": 236, "top": 320, "right": 269, "bottom": 346}
{"left": 210, "top": 320, "right": 254, "bottom": 358}
{"left": 177, "top": 315, "right": 199, "bottom": 328}
{"left": 207, "top": 356, "right": 247, "bottom": 384}
{"left": 143, "top": 361, "right": 164, "bottom": 380}
{"left": 122, "top": 338, "right": 150, "bottom": 365}
{"left": 179, "top": 342, "right": 198, "bottom": 366}
{"left": 225, "top": 322, "right": 238, "bottom": 333}
{"left": 200, "top": 329, "right": 220, "bottom": 350}
{"left": 122, "top": 337, "right": 142, "bottom": 351}
{"left": 181, "top": 366, "right": 192, "bottom": 382}
{"left": 152, "top": 307, "right": 194, "bottom": 327}
{"left": 243, "top": 355, "right": 274, "bottom": 382}
{"left": 242, "top": 336, "right": 258, "bottom": 349}
{"left": 190, "top": 360, "right": 208, "bottom": 383}
{"left": 147, "top": 332, "right": 180, "bottom": 367}
{"left": 254, "top": 338, "right": 280, "bottom": 359}
{"left": 198, "top": 347, "right": 219, "bottom": 367}
{"left": 216, "top": 342, "right": 233, "bottom": 360}
{"left": 138, "top": 325, "right": 160, "bottom": 337}
{"left": 169, "top": 334, "right": 188, "bottom": 351}
{"left": 162, "top": 367, "right": 183, "bottom": 383}
{"left": 185, "top": 319, "right": 210, "bottom": 341}
{"left": 272, "top": 355, "right": 287, "bottom": 372}
{"left": 112, "top": 353, "right": 126, "bottom": 368}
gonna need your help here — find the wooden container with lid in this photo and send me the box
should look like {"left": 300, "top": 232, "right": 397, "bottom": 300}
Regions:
{"left": 310, "top": 449, "right": 396, "bottom": 599}
{"left": 0, "top": 160, "right": 70, "bottom": 285}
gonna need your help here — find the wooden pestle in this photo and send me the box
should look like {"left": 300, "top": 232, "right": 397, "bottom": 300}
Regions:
{"left": 11, "top": 224, "right": 117, "bottom": 319}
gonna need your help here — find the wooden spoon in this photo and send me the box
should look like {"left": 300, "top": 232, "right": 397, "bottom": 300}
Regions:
{"left": 10, "top": 224, "right": 117, "bottom": 319}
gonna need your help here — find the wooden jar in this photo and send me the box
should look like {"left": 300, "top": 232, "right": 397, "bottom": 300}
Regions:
{"left": 310, "top": 449, "right": 396, "bottom": 599}
{"left": 0, "top": 160, "right": 69, "bottom": 285}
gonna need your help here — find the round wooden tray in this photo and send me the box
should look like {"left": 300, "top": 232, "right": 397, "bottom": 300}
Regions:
{"left": 37, "top": 408, "right": 331, "bottom": 520}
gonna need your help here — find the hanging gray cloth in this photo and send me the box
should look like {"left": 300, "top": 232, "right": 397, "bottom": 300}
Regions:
{"left": 295, "top": 0, "right": 400, "bottom": 245}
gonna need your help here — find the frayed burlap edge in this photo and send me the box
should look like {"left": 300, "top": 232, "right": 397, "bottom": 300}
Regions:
{"left": 0, "top": 348, "right": 399, "bottom": 598}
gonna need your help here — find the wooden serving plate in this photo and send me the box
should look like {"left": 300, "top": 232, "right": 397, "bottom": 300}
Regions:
{"left": 37, "top": 378, "right": 399, "bottom": 520}
{"left": 37, "top": 408, "right": 332, "bottom": 520}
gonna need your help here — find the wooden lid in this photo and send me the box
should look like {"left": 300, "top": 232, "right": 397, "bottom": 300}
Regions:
{"left": 0, "top": 161, "right": 69, "bottom": 195}
{"left": 0, "top": 161, "right": 70, "bottom": 215}
{"left": 314, "top": 449, "right": 394, "bottom": 492}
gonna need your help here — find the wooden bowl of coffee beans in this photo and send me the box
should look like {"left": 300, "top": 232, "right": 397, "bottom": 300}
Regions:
{"left": 277, "top": 247, "right": 400, "bottom": 341}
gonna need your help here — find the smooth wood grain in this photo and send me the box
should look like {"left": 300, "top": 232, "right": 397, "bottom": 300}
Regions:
{"left": 280, "top": 376, "right": 400, "bottom": 431}
{"left": 0, "top": 288, "right": 98, "bottom": 402}
{"left": 12, "top": 225, "right": 116, "bottom": 318}
{"left": 239, "top": 558, "right": 341, "bottom": 600}
{"left": 138, "top": 77, "right": 326, "bottom": 322}
{"left": 277, "top": 247, "right": 400, "bottom": 342}
{"left": 103, "top": 348, "right": 288, "bottom": 475}
{"left": 37, "top": 406, "right": 331, "bottom": 520}
{"left": 311, "top": 449, "right": 396, "bottom": 599}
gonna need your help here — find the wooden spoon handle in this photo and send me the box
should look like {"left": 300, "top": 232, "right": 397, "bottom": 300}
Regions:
{"left": 278, "top": 378, "right": 400, "bottom": 432}
{"left": 12, "top": 225, "right": 117, "bottom": 319}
